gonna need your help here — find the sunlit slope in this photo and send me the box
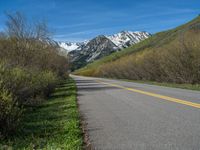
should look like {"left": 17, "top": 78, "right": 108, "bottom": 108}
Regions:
{"left": 74, "top": 16, "right": 200, "bottom": 84}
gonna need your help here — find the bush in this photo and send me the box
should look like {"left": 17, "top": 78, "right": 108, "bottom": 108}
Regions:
{"left": 0, "top": 62, "right": 59, "bottom": 136}
{"left": 0, "top": 88, "right": 23, "bottom": 137}
{"left": 32, "top": 71, "right": 58, "bottom": 99}
{"left": 0, "top": 62, "right": 58, "bottom": 103}
{"left": 0, "top": 12, "right": 69, "bottom": 138}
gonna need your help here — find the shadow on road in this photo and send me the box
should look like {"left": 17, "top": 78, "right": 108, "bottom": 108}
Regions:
{"left": 75, "top": 79, "right": 97, "bottom": 83}
{"left": 76, "top": 79, "right": 118, "bottom": 92}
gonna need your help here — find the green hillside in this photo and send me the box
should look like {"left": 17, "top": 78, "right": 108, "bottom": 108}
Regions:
{"left": 75, "top": 16, "right": 200, "bottom": 84}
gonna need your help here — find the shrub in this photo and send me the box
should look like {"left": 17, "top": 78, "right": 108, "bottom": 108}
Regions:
{"left": 0, "top": 88, "right": 23, "bottom": 137}
{"left": 33, "top": 71, "right": 58, "bottom": 98}
{"left": 0, "top": 12, "right": 69, "bottom": 138}
{"left": 0, "top": 62, "right": 59, "bottom": 136}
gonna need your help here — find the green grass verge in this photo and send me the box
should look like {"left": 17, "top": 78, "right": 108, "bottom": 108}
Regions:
{"left": 0, "top": 78, "right": 83, "bottom": 150}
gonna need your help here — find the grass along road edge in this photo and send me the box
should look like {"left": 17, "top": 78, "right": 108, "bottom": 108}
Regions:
{"left": 0, "top": 78, "right": 83, "bottom": 149}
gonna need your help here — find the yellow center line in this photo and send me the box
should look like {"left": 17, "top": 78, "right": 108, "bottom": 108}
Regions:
{"left": 95, "top": 80, "right": 200, "bottom": 109}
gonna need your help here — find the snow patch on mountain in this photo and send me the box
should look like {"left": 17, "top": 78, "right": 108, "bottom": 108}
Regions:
{"left": 106, "top": 31, "right": 151, "bottom": 48}
{"left": 59, "top": 42, "right": 79, "bottom": 51}
{"left": 58, "top": 41, "right": 88, "bottom": 51}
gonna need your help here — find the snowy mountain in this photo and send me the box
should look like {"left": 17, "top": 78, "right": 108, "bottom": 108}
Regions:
{"left": 106, "top": 31, "right": 151, "bottom": 48}
{"left": 58, "top": 41, "right": 88, "bottom": 51}
{"left": 59, "top": 31, "right": 151, "bottom": 70}
{"left": 69, "top": 35, "right": 120, "bottom": 70}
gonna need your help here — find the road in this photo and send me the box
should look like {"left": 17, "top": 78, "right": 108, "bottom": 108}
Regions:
{"left": 72, "top": 75, "right": 200, "bottom": 150}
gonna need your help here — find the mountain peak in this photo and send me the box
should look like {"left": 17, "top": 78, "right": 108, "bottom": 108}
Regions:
{"left": 58, "top": 41, "right": 89, "bottom": 51}
{"left": 64, "top": 30, "right": 151, "bottom": 70}
{"left": 106, "top": 31, "right": 151, "bottom": 48}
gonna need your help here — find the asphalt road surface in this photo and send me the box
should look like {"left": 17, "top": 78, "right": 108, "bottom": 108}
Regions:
{"left": 72, "top": 75, "right": 200, "bottom": 150}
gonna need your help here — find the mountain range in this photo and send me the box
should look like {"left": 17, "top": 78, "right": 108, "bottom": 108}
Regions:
{"left": 59, "top": 31, "right": 151, "bottom": 70}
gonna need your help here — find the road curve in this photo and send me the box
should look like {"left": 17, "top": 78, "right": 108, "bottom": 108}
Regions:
{"left": 72, "top": 75, "right": 200, "bottom": 150}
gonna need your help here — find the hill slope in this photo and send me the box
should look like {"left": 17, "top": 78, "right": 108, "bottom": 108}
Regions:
{"left": 69, "top": 35, "right": 119, "bottom": 70}
{"left": 75, "top": 16, "right": 200, "bottom": 84}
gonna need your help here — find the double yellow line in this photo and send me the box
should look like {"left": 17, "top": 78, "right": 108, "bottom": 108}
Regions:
{"left": 96, "top": 80, "right": 200, "bottom": 109}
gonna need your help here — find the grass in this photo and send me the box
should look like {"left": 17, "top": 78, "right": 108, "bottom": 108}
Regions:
{"left": 0, "top": 78, "right": 83, "bottom": 150}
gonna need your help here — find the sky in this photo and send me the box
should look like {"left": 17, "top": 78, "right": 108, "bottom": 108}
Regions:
{"left": 0, "top": 0, "right": 199, "bottom": 42}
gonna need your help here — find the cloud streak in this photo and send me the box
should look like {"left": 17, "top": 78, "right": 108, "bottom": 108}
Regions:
{"left": 55, "top": 23, "right": 96, "bottom": 29}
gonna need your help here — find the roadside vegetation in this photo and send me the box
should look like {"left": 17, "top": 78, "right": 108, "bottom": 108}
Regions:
{"left": 0, "top": 12, "right": 83, "bottom": 149}
{"left": 75, "top": 16, "right": 200, "bottom": 86}
{"left": 0, "top": 78, "right": 82, "bottom": 149}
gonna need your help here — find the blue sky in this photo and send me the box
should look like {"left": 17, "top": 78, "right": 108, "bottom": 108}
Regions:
{"left": 0, "top": 0, "right": 199, "bottom": 42}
